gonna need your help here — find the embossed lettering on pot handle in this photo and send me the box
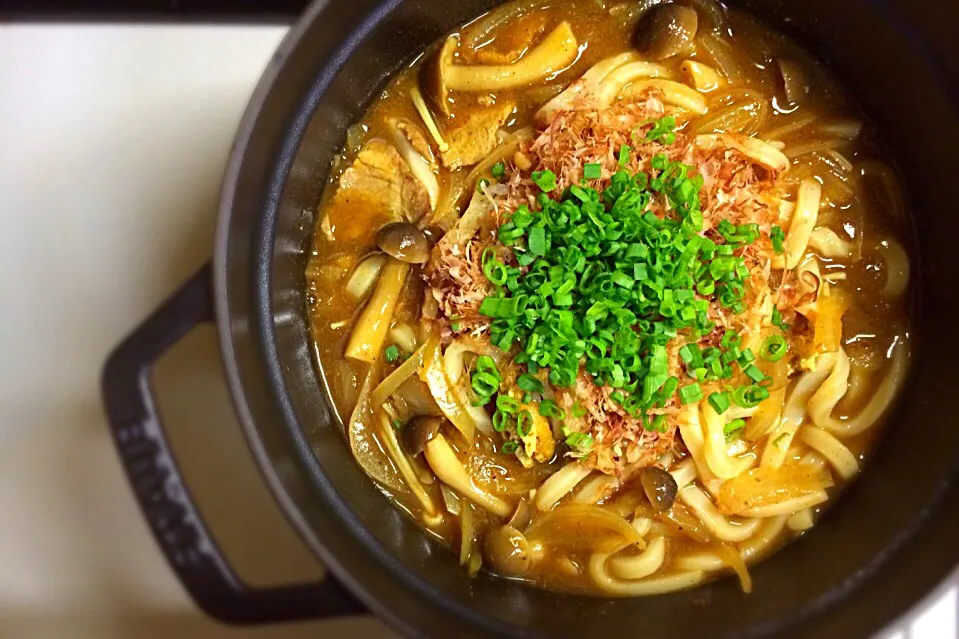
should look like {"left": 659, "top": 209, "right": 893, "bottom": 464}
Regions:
{"left": 101, "top": 263, "right": 366, "bottom": 625}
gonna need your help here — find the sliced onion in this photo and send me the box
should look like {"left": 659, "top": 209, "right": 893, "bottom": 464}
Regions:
{"left": 347, "top": 363, "right": 404, "bottom": 493}
{"left": 526, "top": 503, "right": 644, "bottom": 553}
{"left": 715, "top": 542, "right": 753, "bottom": 593}
{"left": 441, "top": 484, "right": 462, "bottom": 515}
{"left": 717, "top": 463, "right": 834, "bottom": 517}
{"left": 371, "top": 341, "right": 427, "bottom": 409}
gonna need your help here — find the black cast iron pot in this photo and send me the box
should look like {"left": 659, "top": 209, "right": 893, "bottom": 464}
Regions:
{"left": 102, "top": 1, "right": 959, "bottom": 637}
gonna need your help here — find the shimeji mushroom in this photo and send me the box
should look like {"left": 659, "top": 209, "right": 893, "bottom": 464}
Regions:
{"left": 424, "top": 433, "right": 512, "bottom": 518}
{"left": 423, "top": 21, "right": 579, "bottom": 115}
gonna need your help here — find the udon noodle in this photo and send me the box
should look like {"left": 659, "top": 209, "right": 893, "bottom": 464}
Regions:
{"left": 305, "top": 0, "right": 913, "bottom": 596}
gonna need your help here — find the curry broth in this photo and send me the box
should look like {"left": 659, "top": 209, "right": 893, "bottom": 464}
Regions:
{"left": 306, "top": 0, "right": 912, "bottom": 594}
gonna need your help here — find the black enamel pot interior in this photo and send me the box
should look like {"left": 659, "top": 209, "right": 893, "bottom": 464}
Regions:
{"left": 102, "top": 0, "right": 959, "bottom": 637}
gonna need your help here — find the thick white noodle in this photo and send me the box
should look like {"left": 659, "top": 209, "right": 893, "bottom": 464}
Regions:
{"left": 811, "top": 346, "right": 907, "bottom": 437}
{"left": 809, "top": 227, "right": 853, "bottom": 258}
{"left": 619, "top": 79, "right": 707, "bottom": 114}
{"left": 598, "top": 62, "right": 674, "bottom": 105}
{"left": 762, "top": 354, "right": 835, "bottom": 468}
{"left": 536, "top": 52, "right": 645, "bottom": 123}
{"left": 589, "top": 554, "right": 705, "bottom": 596}
{"left": 574, "top": 473, "right": 620, "bottom": 505}
{"left": 701, "top": 403, "right": 756, "bottom": 479}
{"left": 808, "top": 347, "right": 850, "bottom": 432}
{"left": 673, "top": 515, "right": 789, "bottom": 571}
{"left": 740, "top": 491, "right": 829, "bottom": 517}
{"left": 880, "top": 238, "right": 910, "bottom": 298}
{"left": 677, "top": 403, "right": 717, "bottom": 482}
{"left": 443, "top": 339, "right": 494, "bottom": 433}
{"left": 608, "top": 536, "right": 667, "bottom": 580}
{"left": 535, "top": 462, "right": 591, "bottom": 511}
{"left": 668, "top": 457, "right": 698, "bottom": 489}
{"left": 680, "top": 484, "right": 762, "bottom": 542}
{"left": 800, "top": 451, "right": 828, "bottom": 470}
{"left": 783, "top": 178, "right": 822, "bottom": 269}
{"left": 632, "top": 517, "right": 654, "bottom": 537}
{"left": 787, "top": 508, "right": 815, "bottom": 531}
{"left": 741, "top": 515, "right": 789, "bottom": 561}
{"left": 800, "top": 427, "right": 859, "bottom": 480}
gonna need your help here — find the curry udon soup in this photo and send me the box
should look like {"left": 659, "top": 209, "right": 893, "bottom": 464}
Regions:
{"left": 306, "top": 0, "right": 913, "bottom": 596}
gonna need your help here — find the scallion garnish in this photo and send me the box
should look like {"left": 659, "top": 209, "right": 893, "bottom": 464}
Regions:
{"left": 500, "top": 440, "right": 519, "bottom": 454}
{"left": 708, "top": 391, "right": 730, "bottom": 415}
{"left": 723, "top": 418, "right": 746, "bottom": 441}
{"left": 531, "top": 169, "right": 557, "bottom": 192}
{"left": 760, "top": 334, "right": 788, "bottom": 361}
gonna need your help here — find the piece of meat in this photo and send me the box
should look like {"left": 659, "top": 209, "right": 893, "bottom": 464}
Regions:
{"left": 440, "top": 101, "right": 516, "bottom": 170}
{"left": 323, "top": 140, "right": 430, "bottom": 243}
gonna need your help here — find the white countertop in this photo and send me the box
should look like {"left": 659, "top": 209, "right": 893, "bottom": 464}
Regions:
{"left": 0, "top": 24, "right": 954, "bottom": 639}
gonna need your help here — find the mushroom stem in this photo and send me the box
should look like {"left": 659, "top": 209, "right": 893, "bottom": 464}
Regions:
{"left": 424, "top": 433, "right": 512, "bottom": 517}
{"left": 445, "top": 22, "right": 579, "bottom": 92}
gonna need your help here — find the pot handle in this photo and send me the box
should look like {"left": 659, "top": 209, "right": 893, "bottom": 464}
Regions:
{"left": 101, "top": 263, "right": 366, "bottom": 624}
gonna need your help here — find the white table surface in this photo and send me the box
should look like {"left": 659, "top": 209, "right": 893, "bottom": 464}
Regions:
{"left": 0, "top": 24, "right": 954, "bottom": 639}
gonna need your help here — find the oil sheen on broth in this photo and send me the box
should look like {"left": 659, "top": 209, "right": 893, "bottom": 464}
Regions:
{"left": 306, "top": 0, "right": 913, "bottom": 596}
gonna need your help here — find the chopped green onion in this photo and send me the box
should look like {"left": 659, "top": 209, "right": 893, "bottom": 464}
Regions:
{"left": 772, "top": 306, "right": 790, "bottom": 331}
{"left": 770, "top": 225, "right": 785, "bottom": 254}
{"left": 492, "top": 410, "right": 510, "bottom": 432}
{"left": 645, "top": 115, "right": 677, "bottom": 144}
{"left": 539, "top": 399, "right": 565, "bottom": 419}
{"left": 679, "top": 383, "right": 704, "bottom": 404}
{"left": 565, "top": 431, "right": 594, "bottom": 453}
{"left": 708, "top": 391, "right": 730, "bottom": 415}
{"left": 531, "top": 170, "right": 557, "bottom": 192}
{"left": 743, "top": 364, "right": 765, "bottom": 383}
{"left": 496, "top": 395, "right": 521, "bottom": 414}
{"left": 723, "top": 418, "right": 746, "bottom": 441}
{"left": 471, "top": 355, "right": 501, "bottom": 406}
{"left": 517, "top": 410, "right": 534, "bottom": 437}
{"left": 732, "top": 384, "right": 770, "bottom": 408}
{"left": 517, "top": 373, "right": 544, "bottom": 394}
{"left": 384, "top": 345, "right": 400, "bottom": 363}
{"left": 481, "top": 248, "right": 508, "bottom": 286}
{"left": 649, "top": 414, "right": 668, "bottom": 432}
{"left": 469, "top": 144, "right": 758, "bottom": 424}
{"left": 500, "top": 440, "right": 519, "bottom": 454}
{"left": 528, "top": 225, "right": 547, "bottom": 256}
{"left": 761, "top": 334, "right": 788, "bottom": 361}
